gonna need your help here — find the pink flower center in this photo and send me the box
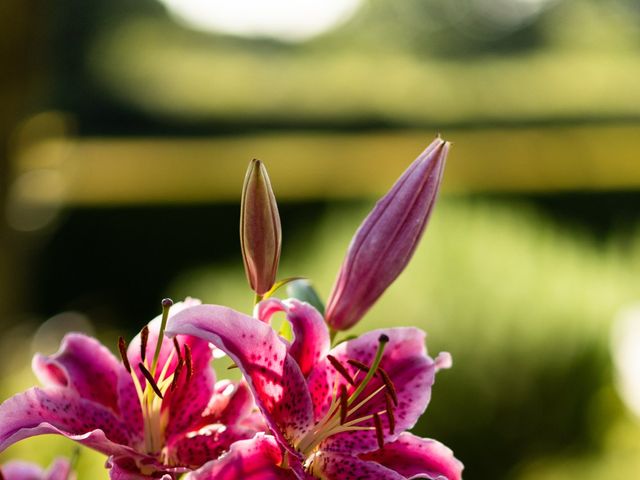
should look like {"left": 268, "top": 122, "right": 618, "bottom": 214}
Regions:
{"left": 117, "top": 299, "right": 193, "bottom": 463}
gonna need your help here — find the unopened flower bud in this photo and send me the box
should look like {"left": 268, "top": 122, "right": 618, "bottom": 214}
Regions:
{"left": 325, "top": 138, "right": 449, "bottom": 330}
{"left": 240, "top": 159, "right": 282, "bottom": 296}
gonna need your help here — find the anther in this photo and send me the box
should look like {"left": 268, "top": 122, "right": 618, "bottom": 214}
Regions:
{"left": 377, "top": 367, "right": 398, "bottom": 406}
{"left": 378, "top": 334, "right": 389, "bottom": 344}
{"left": 384, "top": 392, "right": 396, "bottom": 435}
{"left": 184, "top": 344, "right": 193, "bottom": 382}
{"left": 140, "top": 326, "right": 149, "bottom": 363}
{"left": 373, "top": 412, "right": 384, "bottom": 449}
{"left": 339, "top": 385, "right": 348, "bottom": 425}
{"left": 170, "top": 359, "right": 183, "bottom": 392}
{"left": 327, "top": 355, "right": 355, "bottom": 386}
{"left": 173, "top": 338, "right": 182, "bottom": 362}
{"left": 139, "top": 362, "right": 164, "bottom": 399}
{"left": 347, "top": 359, "right": 370, "bottom": 373}
{"left": 118, "top": 337, "right": 131, "bottom": 373}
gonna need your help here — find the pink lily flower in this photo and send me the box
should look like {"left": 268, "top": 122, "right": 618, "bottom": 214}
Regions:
{"left": 325, "top": 138, "right": 449, "bottom": 331}
{"left": 0, "top": 458, "right": 75, "bottom": 480}
{"left": 166, "top": 299, "right": 463, "bottom": 479}
{"left": 0, "top": 299, "right": 263, "bottom": 479}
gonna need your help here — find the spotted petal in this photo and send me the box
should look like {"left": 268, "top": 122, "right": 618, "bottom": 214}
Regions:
{"left": 311, "top": 451, "right": 405, "bottom": 480}
{"left": 185, "top": 434, "right": 296, "bottom": 480}
{"left": 166, "top": 305, "right": 314, "bottom": 454}
{"left": 106, "top": 457, "right": 173, "bottom": 480}
{"left": 32, "top": 333, "right": 139, "bottom": 435}
{"left": 359, "top": 433, "right": 463, "bottom": 480}
{"left": 0, "top": 387, "right": 139, "bottom": 457}
{"left": 256, "top": 298, "right": 330, "bottom": 376}
{"left": 167, "top": 423, "right": 258, "bottom": 469}
{"left": 307, "top": 328, "right": 436, "bottom": 454}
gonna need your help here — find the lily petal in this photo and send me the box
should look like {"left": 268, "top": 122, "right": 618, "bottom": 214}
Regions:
{"left": 106, "top": 458, "right": 172, "bottom": 480}
{"left": 307, "top": 328, "right": 436, "bottom": 454}
{"left": 311, "top": 451, "right": 404, "bottom": 480}
{"left": 166, "top": 305, "right": 314, "bottom": 453}
{"left": 325, "top": 139, "right": 448, "bottom": 331}
{"left": 185, "top": 434, "right": 296, "bottom": 480}
{"left": 0, "top": 387, "right": 138, "bottom": 457}
{"left": 359, "top": 433, "right": 463, "bottom": 480}
{"left": 0, "top": 460, "right": 45, "bottom": 480}
{"left": 167, "top": 424, "right": 258, "bottom": 469}
{"left": 256, "top": 299, "right": 330, "bottom": 376}
{"left": 43, "top": 458, "right": 75, "bottom": 480}
{"left": 199, "top": 381, "right": 256, "bottom": 427}
{"left": 32, "top": 334, "right": 129, "bottom": 418}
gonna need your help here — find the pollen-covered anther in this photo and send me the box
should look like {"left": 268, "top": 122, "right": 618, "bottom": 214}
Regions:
{"left": 118, "top": 336, "right": 131, "bottom": 373}
{"left": 173, "top": 338, "right": 183, "bottom": 362}
{"left": 376, "top": 367, "right": 398, "bottom": 406}
{"left": 384, "top": 391, "right": 396, "bottom": 435}
{"left": 184, "top": 344, "right": 193, "bottom": 382}
{"left": 140, "top": 326, "right": 149, "bottom": 362}
{"left": 327, "top": 355, "right": 355, "bottom": 386}
{"left": 139, "top": 362, "right": 164, "bottom": 399}
{"left": 170, "top": 359, "right": 184, "bottom": 392}
{"left": 347, "top": 359, "right": 370, "bottom": 373}
{"left": 373, "top": 412, "right": 384, "bottom": 449}
{"left": 339, "top": 385, "right": 348, "bottom": 425}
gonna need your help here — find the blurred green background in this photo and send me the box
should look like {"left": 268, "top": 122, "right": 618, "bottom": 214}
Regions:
{"left": 2, "top": 0, "right": 640, "bottom": 478}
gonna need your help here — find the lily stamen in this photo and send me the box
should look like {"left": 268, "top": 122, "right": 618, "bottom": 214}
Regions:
{"left": 118, "top": 337, "right": 131, "bottom": 373}
{"left": 384, "top": 392, "right": 396, "bottom": 434}
{"left": 173, "top": 337, "right": 182, "bottom": 362}
{"left": 296, "top": 334, "right": 392, "bottom": 457}
{"left": 373, "top": 413, "right": 384, "bottom": 449}
{"left": 327, "top": 355, "right": 354, "bottom": 386}
{"left": 347, "top": 359, "right": 370, "bottom": 373}
{"left": 140, "top": 326, "right": 149, "bottom": 363}
{"left": 377, "top": 367, "right": 398, "bottom": 406}
{"left": 184, "top": 344, "right": 193, "bottom": 382}
{"left": 139, "top": 363, "right": 164, "bottom": 399}
{"left": 339, "top": 385, "right": 348, "bottom": 425}
{"left": 170, "top": 359, "right": 184, "bottom": 392}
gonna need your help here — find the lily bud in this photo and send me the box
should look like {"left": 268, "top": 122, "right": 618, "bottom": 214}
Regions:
{"left": 325, "top": 138, "right": 449, "bottom": 331}
{"left": 240, "top": 159, "right": 282, "bottom": 296}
